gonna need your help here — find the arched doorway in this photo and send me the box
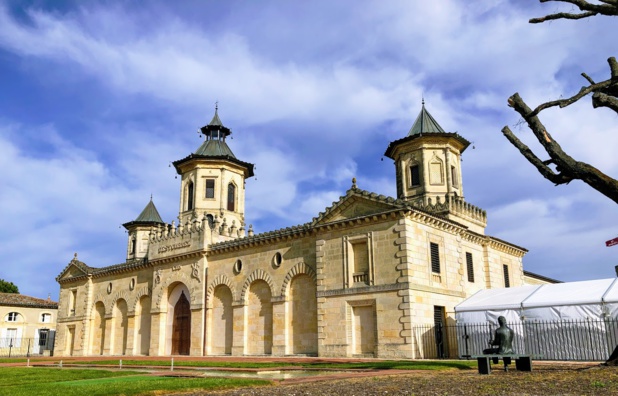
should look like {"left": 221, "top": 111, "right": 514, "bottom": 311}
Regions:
{"left": 172, "top": 291, "right": 191, "bottom": 355}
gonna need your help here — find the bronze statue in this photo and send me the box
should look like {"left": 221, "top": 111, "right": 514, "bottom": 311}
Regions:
{"left": 483, "top": 316, "right": 514, "bottom": 354}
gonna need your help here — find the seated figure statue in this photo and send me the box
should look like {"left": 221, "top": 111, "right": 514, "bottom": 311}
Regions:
{"left": 483, "top": 316, "right": 514, "bottom": 355}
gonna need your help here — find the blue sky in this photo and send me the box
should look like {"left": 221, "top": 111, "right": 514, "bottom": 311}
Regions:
{"left": 1, "top": 1, "right": 617, "bottom": 299}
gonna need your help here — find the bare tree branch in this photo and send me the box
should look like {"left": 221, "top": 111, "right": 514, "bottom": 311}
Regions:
{"left": 501, "top": 125, "right": 573, "bottom": 185}
{"left": 504, "top": 93, "right": 618, "bottom": 204}
{"left": 530, "top": 0, "right": 618, "bottom": 23}
{"left": 503, "top": 1, "right": 618, "bottom": 204}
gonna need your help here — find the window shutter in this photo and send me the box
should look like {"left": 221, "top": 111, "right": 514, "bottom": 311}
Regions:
{"left": 430, "top": 242, "right": 440, "bottom": 273}
{"left": 503, "top": 264, "right": 510, "bottom": 288}
{"left": 466, "top": 252, "right": 474, "bottom": 282}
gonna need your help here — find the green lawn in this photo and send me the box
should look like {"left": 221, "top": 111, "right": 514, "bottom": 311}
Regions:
{"left": 0, "top": 368, "right": 271, "bottom": 396}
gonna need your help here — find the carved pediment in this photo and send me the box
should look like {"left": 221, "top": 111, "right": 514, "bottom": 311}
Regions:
{"left": 313, "top": 192, "right": 402, "bottom": 226}
{"left": 56, "top": 258, "right": 91, "bottom": 282}
{"left": 58, "top": 265, "right": 88, "bottom": 280}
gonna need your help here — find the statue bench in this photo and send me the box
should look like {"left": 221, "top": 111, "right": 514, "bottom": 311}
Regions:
{"left": 472, "top": 354, "right": 533, "bottom": 374}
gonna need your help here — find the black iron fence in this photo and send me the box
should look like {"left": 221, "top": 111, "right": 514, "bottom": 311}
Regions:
{"left": 413, "top": 318, "right": 618, "bottom": 361}
{"left": 0, "top": 334, "right": 55, "bottom": 358}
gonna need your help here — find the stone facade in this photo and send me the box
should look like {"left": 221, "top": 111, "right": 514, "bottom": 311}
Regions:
{"left": 55, "top": 105, "right": 527, "bottom": 358}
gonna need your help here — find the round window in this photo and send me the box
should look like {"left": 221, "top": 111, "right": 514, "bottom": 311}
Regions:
{"left": 107, "top": 282, "right": 113, "bottom": 294}
{"left": 273, "top": 252, "right": 282, "bottom": 267}
{"left": 129, "top": 278, "right": 135, "bottom": 291}
{"left": 233, "top": 259, "right": 243, "bottom": 274}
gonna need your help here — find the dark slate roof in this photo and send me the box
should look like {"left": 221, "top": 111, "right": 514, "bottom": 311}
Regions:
{"left": 408, "top": 102, "right": 446, "bottom": 135}
{"left": 524, "top": 271, "right": 562, "bottom": 284}
{"left": 0, "top": 293, "right": 58, "bottom": 309}
{"left": 199, "top": 107, "right": 231, "bottom": 137}
{"left": 123, "top": 199, "right": 165, "bottom": 229}
{"left": 384, "top": 103, "right": 470, "bottom": 159}
{"left": 173, "top": 108, "right": 254, "bottom": 177}
{"left": 136, "top": 199, "right": 164, "bottom": 223}
{"left": 194, "top": 139, "right": 236, "bottom": 157}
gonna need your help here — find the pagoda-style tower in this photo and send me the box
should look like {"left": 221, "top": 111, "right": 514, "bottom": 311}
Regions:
{"left": 385, "top": 102, "right": 486, "bottom": 233}
{"left": 122, "top": 198, "right": 165, "bottom": 260}
{"left": 172, "top": 107, "right": 254, "bottom": 239}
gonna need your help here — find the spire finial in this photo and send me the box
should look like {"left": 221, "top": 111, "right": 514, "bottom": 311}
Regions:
{"left": 422, "top": 96, "right": 425, "bottom": 106}
{"left": 215, "top": 101, "right": 218, "bottom": 112}
{"left": 352, "top": 177, "right": 357, "bottom": 189}
{"left": 150, "top": 193, "right": 153, "bottom": 201}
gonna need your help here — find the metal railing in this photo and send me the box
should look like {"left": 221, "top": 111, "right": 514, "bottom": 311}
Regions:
{"left": 0, "top": 336, "right": 55, "bottom": 358}
{"left": 412, "top": 318, "right": 618, "bottom": 361}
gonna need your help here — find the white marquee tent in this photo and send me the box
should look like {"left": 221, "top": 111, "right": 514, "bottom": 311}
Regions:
{"left": 453, "top": 279, "right": 618, "bottom": 360}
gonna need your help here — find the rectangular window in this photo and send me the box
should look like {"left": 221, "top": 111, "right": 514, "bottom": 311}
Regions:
{"left": 451, "top": 166, "right": 458, "bottom": 187}
{"left": 503, "top": 264, "right": 510, "bottom": 288}
{"left": 430, "top": 242, "right": 440, "bottom": 274}
{"left": 466, "top": 252, "right": 474, "bottom": 282}
{"left": 39, "top": 329, "right": 49, "bottom": 347}
{"left": 205, "top": 179, "right": 215, "bottom": 198}
{"left": 410, "top": 165, "right": 420, "bottom": 187}
{"left": 70, "top": 290, "right": 77, "bottom": 316}
{"left": 352, "top": 241, "right": 369, "bottom": 284}
{"left": 41, "top": 313, "right": 51, "bottom": 323}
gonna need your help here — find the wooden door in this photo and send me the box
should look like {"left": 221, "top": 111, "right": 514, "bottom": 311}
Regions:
{"left": 172, "top": 291, "right": 191, "bottom": 355}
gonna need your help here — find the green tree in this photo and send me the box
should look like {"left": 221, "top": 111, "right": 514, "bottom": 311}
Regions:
{"left": 0, "top": 279, "right": 19, "bottom": 293}
{"left": 502, "top": 0, "right": 618, "bottom": 202}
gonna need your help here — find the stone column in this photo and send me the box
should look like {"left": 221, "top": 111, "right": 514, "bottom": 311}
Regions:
{"left": 190, "top": 307, "right": 204, "bottom": 356}
{"left": 149, "top": 312, "right": 165, "bottom": 356}
{"left": 271, "top": 297, "right": 286, "bottom": 356}
{"left": 103, "top": 314, "right": 113, "bottom": 355}
{"left": 231, "top": 302, "right": 246, "bottom": 356}
{"left": 126, "top": 314, "right": 136, "bottom": 356}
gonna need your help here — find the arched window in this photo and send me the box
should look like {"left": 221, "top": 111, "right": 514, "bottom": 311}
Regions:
{"left": 187, "top": 181, "right": 194, "bottom": 211}
{"left": 227, "top": 183, "right": 236, "bottom": 211}
{"left": 6, "top": 312, "right": 19, "bottom": 322}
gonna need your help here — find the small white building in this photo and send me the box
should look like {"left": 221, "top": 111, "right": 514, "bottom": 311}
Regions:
{"left": 0, "top": 293, "right": 58, "bottom": 356}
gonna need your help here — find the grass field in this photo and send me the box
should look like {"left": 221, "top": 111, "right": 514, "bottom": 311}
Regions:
{"left": 0, "top": 367, "right": 271, "bottom": 396}
{"left": 0, "top": 359, "right": 476, "bottom": 395}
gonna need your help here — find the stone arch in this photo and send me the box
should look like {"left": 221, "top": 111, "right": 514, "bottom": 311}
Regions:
{"left": 280, "top": 262, "right": 317, "bottom": 298}
{"left": 91, "top": 293, "right": 107, "bottom": 315}
{"left": 130, "top": 286, "right": 152, "bottom": 313}
{"left": 240, "top": 269, "right": 275, "bottom": 304}
{"left": 109, "top": 290, "right": 131, "bottom": 316}
{"left": 155, "top": 270, "right": 194, "bottom": 309}
{"left": 206, "top": 275, "right": 236, "bottom": 308}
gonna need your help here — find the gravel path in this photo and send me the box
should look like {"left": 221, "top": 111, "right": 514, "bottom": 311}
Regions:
{"left": 185, "top": 364, "right": 618, "bottom": 396}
